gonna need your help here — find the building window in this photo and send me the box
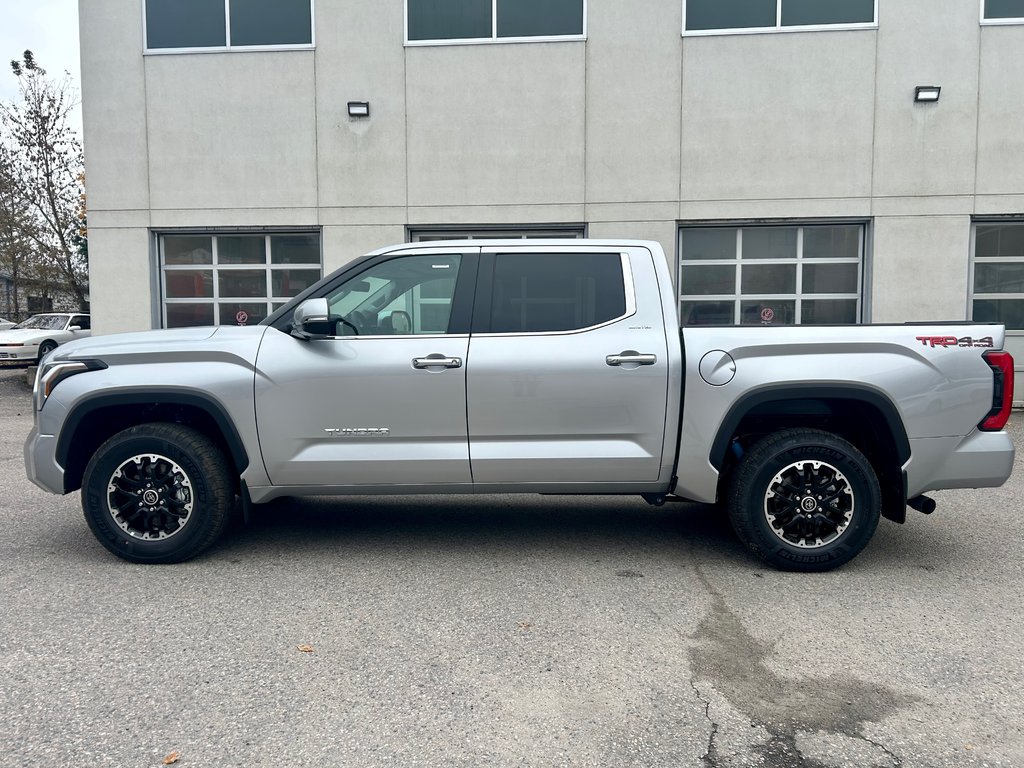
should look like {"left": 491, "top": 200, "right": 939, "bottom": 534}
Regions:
{"left": 160, "top": 232, "right": 321, "bottom": 328}
{"left": 408, "top": 225, "right": 585, "bottom": 241}
{"left": 684, "top": 0, "right": 876, "bottom": 34}
{"left": 679, "top": 223, "right": 864, "bottom": 326}
{"left": 145, "top": 0, "right": 314, "bottom": 51}
{"left": 971, "top": 222, "right": 1024, "bottom": 331}
{"left": 406, "top": 0, "right": 585, "bottom": 43}
{"left": 982, "top": 0, "right": 1024, "bottom": 22}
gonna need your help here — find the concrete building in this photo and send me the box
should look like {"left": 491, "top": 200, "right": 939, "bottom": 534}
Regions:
{"left": 80, "top": 0, "right": 1024, "bottom": 391}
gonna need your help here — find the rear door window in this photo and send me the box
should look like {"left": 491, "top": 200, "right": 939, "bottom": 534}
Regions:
{"left": 488, "top": 253, "right": 627, "bottom": 333}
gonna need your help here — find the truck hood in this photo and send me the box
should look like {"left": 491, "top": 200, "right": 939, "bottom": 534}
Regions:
{"left": 50, "top": 325, "right": 270, "bottom": 365}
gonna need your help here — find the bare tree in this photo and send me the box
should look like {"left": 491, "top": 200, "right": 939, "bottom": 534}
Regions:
{"left": 0, "top": 51, "right": 88, "bottom": 312}
{"left": 0, "top": 144, "right": 39, "bottom": 317}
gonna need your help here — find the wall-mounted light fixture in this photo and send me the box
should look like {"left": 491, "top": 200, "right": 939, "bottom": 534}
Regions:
{"left": 914, "top": 86, "right": 941, "bottom": 103}
{"left": 347, "top": 101, "right": 370, "bottom": 118}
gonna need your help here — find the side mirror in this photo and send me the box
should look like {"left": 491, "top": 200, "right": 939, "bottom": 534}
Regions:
{"left": 68, "top": 325, "right": 82, "bottom": 332}
{"left": 290, "top": 298, "right": 333, "bottom": 340}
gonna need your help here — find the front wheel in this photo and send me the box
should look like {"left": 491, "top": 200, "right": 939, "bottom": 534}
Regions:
{"left": 37, "top": 340, "right": 57, "bottom": 362}
{"left": 727, "top": 428, "right": 881, "bottom": 572}
{"left": 81, "top": 423, "right": 234, "bottom": 563}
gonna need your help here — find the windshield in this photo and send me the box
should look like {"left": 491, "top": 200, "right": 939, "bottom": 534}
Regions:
{"left": 16, "top": 315, "right": 67, "bottom": 331}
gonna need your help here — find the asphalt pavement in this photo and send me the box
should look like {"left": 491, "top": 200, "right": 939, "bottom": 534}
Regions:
{"left": 0, "top": 366, "right": 1021, "bottom": 768}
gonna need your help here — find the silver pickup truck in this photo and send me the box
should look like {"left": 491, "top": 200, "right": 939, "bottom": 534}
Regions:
{"left": 25, "top": 240, "right": 1015, "bottom": 571}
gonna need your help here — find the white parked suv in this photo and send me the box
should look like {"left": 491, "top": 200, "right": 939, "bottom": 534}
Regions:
{"left": 0, "top": 313, "right": 91, "bottom": 363}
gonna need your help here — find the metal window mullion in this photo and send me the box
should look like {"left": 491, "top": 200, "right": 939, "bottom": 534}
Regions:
{"left": 795, "top": 227, "right": 803, "bottom": 324}
{"left": 492, "top": 0, "right": 498, "bottom": 39}
{"left": 224, "top": 0, "right": 232, "bottom": 48}
{"left": 677, "top": 227, "right": 685, "bottom": 322}
{"left": 857, "top": 224, "right": 865, "bottom": 323}
{"left": 776, "top": 0, "right": 783, "bottom": 29}
{"left": 211, "top": 236, "right": 221, "bottom": 326}
{"left": 265, "top": 234, "right": 273, "bottom": 319}
{"left": 159, "top": 236, "right": 168, "bottom": 327}
{"left": 734, "top": 228, "right": 743, "bottom": 323}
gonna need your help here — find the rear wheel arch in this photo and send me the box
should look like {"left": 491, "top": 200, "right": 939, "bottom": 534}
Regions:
{"left": 58, "top": 392, "right": 249, "bottom": 493}
{"left": 710, "top": 385, "right": 910, "bottom": 523}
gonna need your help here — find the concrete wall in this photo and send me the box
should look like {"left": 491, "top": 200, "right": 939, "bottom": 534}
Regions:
{"left": 80, "top": 0, "right": 1024, "bottom": 351}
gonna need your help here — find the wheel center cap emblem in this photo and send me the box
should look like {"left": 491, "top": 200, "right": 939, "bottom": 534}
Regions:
{"left": 143, "top": 490, "right": 160, "bottom": 505}
{"left": 801, "top": 497, "right": 817, "bottom": 512}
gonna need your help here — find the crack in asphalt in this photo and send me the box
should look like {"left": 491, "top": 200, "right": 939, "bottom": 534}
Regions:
{"left": 688, "top": 560, "right": 916, "bottom": 767}
{"left": 689, "top": 675, "right": 721, "bottom": 767}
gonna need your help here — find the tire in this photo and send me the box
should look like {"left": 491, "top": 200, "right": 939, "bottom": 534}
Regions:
{"left": 727, "top": 428, "right": 881, "bottom": 572}
{"left": 81, "top": 423, "right": 234, "bottom": 563}
{"left": 37, "top": 340, "right": 57, "bottom": 362}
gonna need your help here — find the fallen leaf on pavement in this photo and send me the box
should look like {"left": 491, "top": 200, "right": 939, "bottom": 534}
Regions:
{"left": 297, "top": 644, "right": 315, "bottom": 653}
{"left": 163, "top": 751, "right": 180, "bottom": 765}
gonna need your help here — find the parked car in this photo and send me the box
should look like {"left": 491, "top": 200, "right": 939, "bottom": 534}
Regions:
{"left": 0, "top": 313, "right": 91, "bottom": 363}
{"left": 0, "top": 317, "right": 16, "bottom": 331}
{"left": 25, "top": 240, "right": 1015, "bottom": 570}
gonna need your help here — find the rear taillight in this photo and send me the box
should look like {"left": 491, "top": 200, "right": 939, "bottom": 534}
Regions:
{"left": 980, "top": 350, "right": 1014, "bottom": 431}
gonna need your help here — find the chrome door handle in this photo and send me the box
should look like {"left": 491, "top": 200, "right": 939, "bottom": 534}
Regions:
{"left": 412, "top": 355, "right": 462, "bottom": 369}
{"left": 606, "top": 351, "right": 657, "bottom": 366}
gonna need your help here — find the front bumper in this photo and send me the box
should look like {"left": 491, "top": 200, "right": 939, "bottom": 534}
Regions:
{"left": 24, "top": 425, "right": 65, "bottom": 494}
{"left": 0, "top": 346, "right": 37, "bottom": 361}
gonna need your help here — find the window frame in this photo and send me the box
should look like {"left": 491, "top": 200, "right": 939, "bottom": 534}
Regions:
{"left": 682, "top": 0, "right": 878, "bottom": 37}
{"left": 969, "top": 219, "right": 1024, "bottom": 335}
{"left": 980, "top": 0, "right": 1024, "bottom": 25}
{"left": 678, "top": 221, "right": 866, "bottom": 327}
{"left": 408, "top": 224, "right": 586, "bottom": 241}
{"left": 143, "top": 0, "right": 316, "bottom": 55}
{"left": 404, "top": 0, "right": 587, "bottom": 46}
{"left": 158, "top": 230, "right": 322, "bottom": 329}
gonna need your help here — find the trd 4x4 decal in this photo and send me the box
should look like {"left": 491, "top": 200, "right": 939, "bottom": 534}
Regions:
{"left": 915, "top": 336, "right": 994, "bottom": 348}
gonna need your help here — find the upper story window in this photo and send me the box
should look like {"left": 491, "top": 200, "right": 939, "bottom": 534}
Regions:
{"left": 406, "top": 0, "right": 585, "bottom": 44}
{"left": 683, "top": 0, "right": 876, "bottom": 35}
{"left": 145, "top": 0, "right": 314, "bottom": 52}
{"left": 982, "top": 0, "right": 1024, "bottom": 23}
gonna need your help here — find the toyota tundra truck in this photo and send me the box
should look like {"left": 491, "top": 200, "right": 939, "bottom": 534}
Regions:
{"left": 24, "top": 240, "right": 1016, "bottom": 571}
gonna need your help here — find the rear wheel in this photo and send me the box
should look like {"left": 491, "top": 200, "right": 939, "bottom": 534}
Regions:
{"left": 82, "top": 423, "right": 234, "bottom": 563}
{"left": 727, "top": 428, "right": 881, "bottom": 572}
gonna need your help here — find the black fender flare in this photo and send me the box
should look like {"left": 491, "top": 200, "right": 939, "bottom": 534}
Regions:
{"left": 56, "top": 389, "right": 250, "bottom": 477}
{"left": 708, "top": 383, "right": 912, "bottom": 472}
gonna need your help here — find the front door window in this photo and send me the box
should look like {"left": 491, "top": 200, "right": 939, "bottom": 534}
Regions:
{"left": 324, "top": 254, "right": 462, "bottom": 336}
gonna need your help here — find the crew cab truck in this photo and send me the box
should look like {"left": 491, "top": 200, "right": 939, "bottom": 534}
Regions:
{"left": 25, "top": 240, "right": 1016, "bottom": 571}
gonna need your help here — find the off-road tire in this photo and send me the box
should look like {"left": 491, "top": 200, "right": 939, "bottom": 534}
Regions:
{"left": 82, "top": 423, "right": 234, "bottom": 563}
{"left": 728, "top": 428, "right": 881, "bottom": 572}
